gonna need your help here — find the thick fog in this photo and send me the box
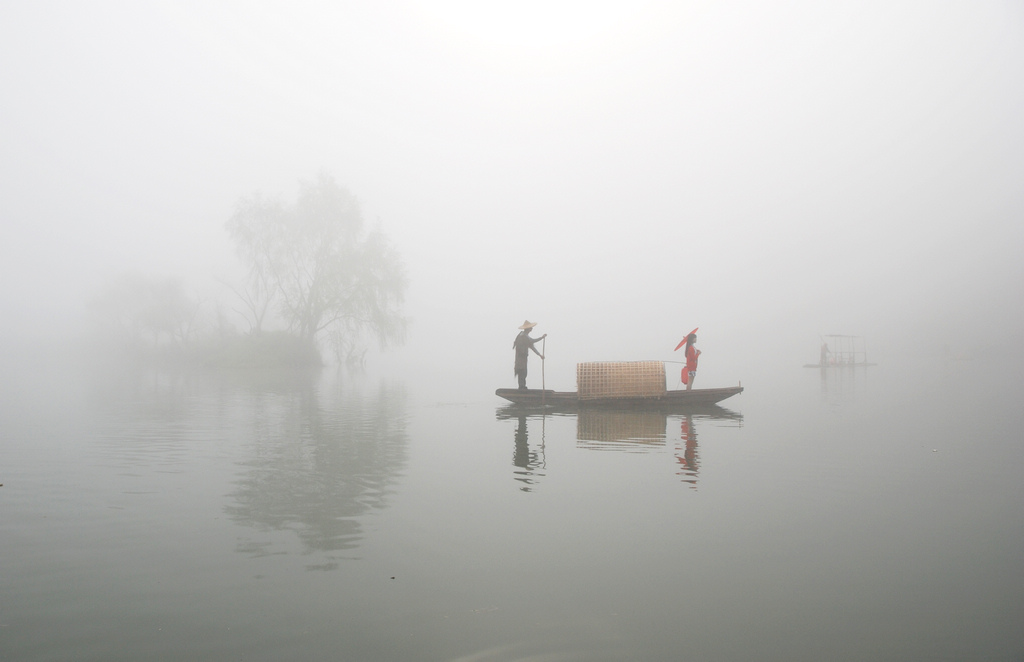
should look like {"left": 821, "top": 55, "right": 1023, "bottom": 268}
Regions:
{"left": 2, "top": 1, "right": 1022, "bottom": 390}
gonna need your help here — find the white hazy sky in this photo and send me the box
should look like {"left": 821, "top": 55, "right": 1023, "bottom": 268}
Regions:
{"left": 2, "top": 1, "right": 1022, "bottom": 382}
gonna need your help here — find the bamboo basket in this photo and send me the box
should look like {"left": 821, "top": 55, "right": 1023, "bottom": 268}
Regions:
{"left": 576, "top": 361, "right": 666, "bottom": 400}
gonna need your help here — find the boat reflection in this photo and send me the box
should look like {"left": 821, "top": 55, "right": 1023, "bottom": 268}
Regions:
{"left": 576, "top": 408, "right": 667, "bottom": 450}
{"left": 815, "top": 362, "right": 870, "bottom": 404}
{"left": 497, "top": 404, "right": 742, "bottom": 488}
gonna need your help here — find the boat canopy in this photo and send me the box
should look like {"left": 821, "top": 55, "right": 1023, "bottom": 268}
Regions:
{"left": 821, "top": 334, "right": 870, "bottom": 365}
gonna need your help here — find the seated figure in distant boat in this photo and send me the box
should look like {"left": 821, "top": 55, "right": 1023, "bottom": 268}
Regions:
{"left": 513, "top": 320, "right": 546, "bottom": 390}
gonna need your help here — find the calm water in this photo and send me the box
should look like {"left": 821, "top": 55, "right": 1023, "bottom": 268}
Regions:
{"left": 2, "top": 353, "right": 1022, "bottom": 661}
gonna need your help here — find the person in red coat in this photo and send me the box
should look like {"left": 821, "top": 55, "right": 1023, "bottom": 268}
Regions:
{"left": 679, "top": 330, "right": 701, "bottom": 390}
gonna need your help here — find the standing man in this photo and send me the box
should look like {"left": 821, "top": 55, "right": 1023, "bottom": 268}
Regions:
{"left": 513, "top": 320, "right": 546, "bottom": 390}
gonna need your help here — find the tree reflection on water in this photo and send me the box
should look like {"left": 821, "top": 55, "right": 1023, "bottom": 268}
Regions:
{"left": 225, "top": 371, "right": 408, "bottom": 570}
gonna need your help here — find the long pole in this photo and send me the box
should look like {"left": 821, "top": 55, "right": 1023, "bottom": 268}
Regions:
{"left": 541, "top": 336, "right": 546, "bottom": 405}
{"left": 541, "top": 354, "right": 547, "bottom": 468}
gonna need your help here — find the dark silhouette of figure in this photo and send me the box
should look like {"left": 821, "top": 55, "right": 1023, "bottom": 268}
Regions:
{"left": 513, "top": 320, "right": 546, "bottom": 390}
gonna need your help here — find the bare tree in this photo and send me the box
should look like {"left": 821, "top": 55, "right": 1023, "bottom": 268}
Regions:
{"left": 225, "top": 173, "right": 408, "bottom": 357}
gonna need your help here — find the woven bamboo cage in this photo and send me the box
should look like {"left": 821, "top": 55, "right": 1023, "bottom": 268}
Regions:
{"left": 576, "top": 361, "right": 666, "bottom": 400}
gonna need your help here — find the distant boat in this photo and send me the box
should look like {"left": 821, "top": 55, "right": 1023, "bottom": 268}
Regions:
{"left": 805, "top": 334, "right": 876, "bottom": 368}
{"left": 497, "top": 360, "right": 743, "bottom": 410}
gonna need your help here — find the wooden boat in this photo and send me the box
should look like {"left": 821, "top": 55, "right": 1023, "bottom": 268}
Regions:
{"left": 495, "top": 399, "right": 744, "bottom": 421}
{"left": 499, "top": 360, "right": 742, "bottom": 410}
{"left": 495, "top": 384, "right": 743, "bottom": 409}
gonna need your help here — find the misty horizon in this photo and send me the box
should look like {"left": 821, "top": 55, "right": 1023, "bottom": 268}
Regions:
{"left": 3, "top": 2, "right": 1022, "bottom": 379}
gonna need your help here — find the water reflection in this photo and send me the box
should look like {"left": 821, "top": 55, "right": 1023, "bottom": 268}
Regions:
{"left": 497, "top": 404, "right": 742, "bottom": 489}
{"left": 576, "top": 409, "right": 666, "bottom": 450}
{"left": 226, "top": 372, "right": 408, "bottom": 569}
{"left": 511, "top": 414, "right": 546, "bottom": 492}
{"left": 815, "top": 364, "right": 871, "bottom": 404}
{"left": 677, "top": 415, "right": 699, "bottom": 488}
{"left": 81, "top": 365, "right": 409, "bottom": 570}
{"left": 83, "top": 367, "right": 207, "bottom": 469}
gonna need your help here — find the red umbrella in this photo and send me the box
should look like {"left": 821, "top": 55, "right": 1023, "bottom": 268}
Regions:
{"left": 674, "top": 327, "right": 699, "bottom": 351}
